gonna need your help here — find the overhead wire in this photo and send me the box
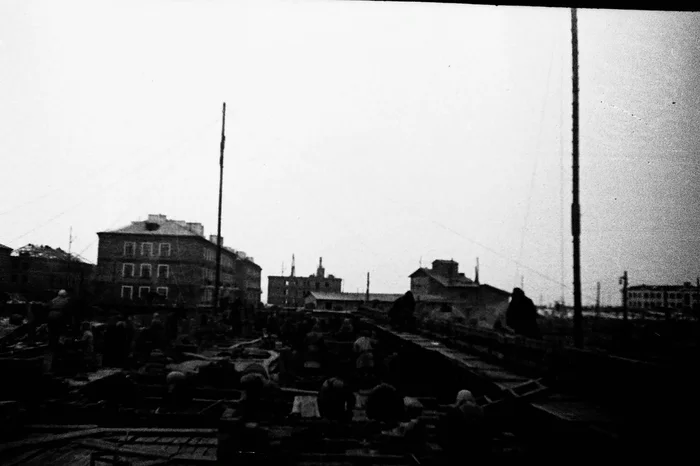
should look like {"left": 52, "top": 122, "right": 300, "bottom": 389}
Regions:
{"left": 8, "top": 116, "right": 221, "bottom": 247}
{"left": 516, "top": 39, "right": 556, "bottom": 287}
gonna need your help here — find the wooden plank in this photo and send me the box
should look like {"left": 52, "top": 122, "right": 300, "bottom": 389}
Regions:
{"left": 0, "top": 428, "right": 107, "bottom": 455}
{"left": 27, "top": 424, "right": 100, "bottom": 432}
{"left": 2, "top": 447, "right": 48, "bottom": 466}
{"left": 98, "top": 428, "right": 217, "bottom": 436}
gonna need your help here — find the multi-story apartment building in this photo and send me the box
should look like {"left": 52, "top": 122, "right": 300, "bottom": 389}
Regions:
{"left": 267, "top": 257, "right": 342, "bottom": 307}
{"left": 225, "top": 247, "right": 262, "bottom": 307}
{"left": 95, "top": 214, "right": 260, "bottom": 307}
{"left": 628, "top": 282, "right": 699, "bottom": 311}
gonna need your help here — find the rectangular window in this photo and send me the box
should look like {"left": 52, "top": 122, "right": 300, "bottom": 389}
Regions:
{"left": 124, "top": 242, "right": 136, "bottom": 257}
{"left": 141, "top": 242, "right": 153, "bottom": 257}
{"left": 121, "top": 286, "right": 133, "bottom": 300}
{"left": 158, "top": 264, "right": 169, "bottom": 279}
{"left": 157, "top": 287, "right": 168, "bottom": 298}
{"left": 159, "top": 243, "right": 171, "bottom": 257}
{"left": 123, "top": 263, "right": 135, "bottom": 278}
{"left": 139, "top": 286, "right": 150, "bottom": 298}
{"left": 140, "top": 264, "right": 152, "bottom": 278}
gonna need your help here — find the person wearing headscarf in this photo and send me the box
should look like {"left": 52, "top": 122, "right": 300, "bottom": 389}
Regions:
{"left": 80, "top": 321, "right": 95, "bottom": 371}
{"left": 304, "top": 321, "right": 326, "bottom": 371}
{"left": 439, "top": 389, "right": 489, "bottom": 458}
{"left": 336, "top": 318, "right": 355, "bottom": 342}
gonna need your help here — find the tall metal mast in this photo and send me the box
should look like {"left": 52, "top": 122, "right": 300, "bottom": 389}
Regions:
{"left": 571, "top": 9, "right": 583, "bottom": 348}
{"left": 213, "top": 102, "right": 226, "bottom": 314}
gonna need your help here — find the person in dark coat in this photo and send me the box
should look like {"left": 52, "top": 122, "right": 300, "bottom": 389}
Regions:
{"left": 505, "top": 288, "right": 541, "bottom": 339}
{"left": 318, "top": 377, "right": 355, "bottom": 422}
{"left": 389, "top": 291, "right": 416, "bottom": 331}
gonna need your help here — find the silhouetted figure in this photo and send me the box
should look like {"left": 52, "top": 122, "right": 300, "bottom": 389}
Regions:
{"left": 318, "top": 377, "right": 355, "bottom": 422}
{"left": 439, "top": 389, "right": 489, "bottom": 459}
{"left": 505, "top": 288, "right": 541, "bottom": 339}
{"left": 366, "top": 383, "right": 405, "bottom": 426}
{"left": 304, "top": 323, "right": 326, "bottom": 371}
{"left": 335, "top": 318, "right": 355, "bottom": 342}
{"left": 102, "top": 317, "right": 120, "bottom": 367}
{"left": 164, "top": 371, "right": 193, "bottom": 411}
{"left": 47, "top": 290, "right": 70, "bottom": 349}
{"left": 389, "top": 292, "right": 416, "bottom": 331}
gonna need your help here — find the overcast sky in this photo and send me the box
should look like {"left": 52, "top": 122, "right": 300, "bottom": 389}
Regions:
{"left": 1, "top": 0, "right": 698, "bottom": 306}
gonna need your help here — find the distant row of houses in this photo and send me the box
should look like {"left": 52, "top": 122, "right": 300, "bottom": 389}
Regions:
{"left": 1, "top": 213, "right": 263, "bottom": 308}
{"left": 267, "top": 258, "right": 513, "bottom": 313}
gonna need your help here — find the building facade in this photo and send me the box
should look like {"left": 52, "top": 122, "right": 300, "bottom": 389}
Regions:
{"left": 305, "top": 291, "right": 403, "bottom": 312}
{"left": 409, "top": 259, "right": 510, "bottom": 309}
{"left": 95, "top": 214, "right": 261, "bottom": 308}
{"left": 267, "top": 257, "right": 342, "bottom": 307}
{"left": 0, "top": 243, "right": 13, "bottom": 294}
{"left": 226, "top": 248, "right": 263, "bottom": 307}
{"left": 3, "top": 244, "right": 94, "bottom": 300}
{"left": 628, "top": 282, "right": 699, "bottom": 311}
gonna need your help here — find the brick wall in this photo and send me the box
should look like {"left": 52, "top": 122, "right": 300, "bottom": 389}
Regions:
{"left": 96, "top": 233, "right": 238, "bottom": 306}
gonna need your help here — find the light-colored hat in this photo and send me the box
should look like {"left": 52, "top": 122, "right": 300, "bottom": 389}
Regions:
{"left": 58, "top": 290, "right": 67, "bottom": 297}
{"left": 456, "top": 389, "right": 476, "bottom": 406}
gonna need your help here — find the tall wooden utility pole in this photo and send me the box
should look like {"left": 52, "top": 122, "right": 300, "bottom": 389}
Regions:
{"left": 571, "top": 8, "right": 584, "bottom": 349}
{"left": 595, "top": 281, "right": 601, "bottom": 319}
{"left": 619, "top": 271, "right": 628, "bottom": 321}
{"left": 213, "top": 103, "right": 226, "bottom": 315}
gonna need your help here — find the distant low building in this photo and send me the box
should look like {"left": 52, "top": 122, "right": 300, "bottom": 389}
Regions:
{"left": 5, "top": 243, "right": 94, "bottom": 300}
{"left": 628, "top": 282, "right": 699, "bottom": 311}
{"left": 267, "top": 257, "right": 342, "bottom": 307}
{"left": 305, "top": 291, "right": 404, "bottom": 311}
{"left": 409, "top": 259, "right": 510, "bottom": 309}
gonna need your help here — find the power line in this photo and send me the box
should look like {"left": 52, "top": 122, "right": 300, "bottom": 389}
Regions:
{"left": 7, "top": 117, "right": 221, "bottom": 246}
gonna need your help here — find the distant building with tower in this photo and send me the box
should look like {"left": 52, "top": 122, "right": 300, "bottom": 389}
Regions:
{"left": 267, "top": 256, "right": 342, "bottom": 307}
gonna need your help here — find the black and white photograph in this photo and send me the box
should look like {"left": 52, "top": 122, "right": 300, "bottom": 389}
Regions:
{"left": 0, "top": 0, "right": 698, "bottom": 463}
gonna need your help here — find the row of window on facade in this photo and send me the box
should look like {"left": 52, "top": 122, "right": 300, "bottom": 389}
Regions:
{"left": 123, "top": 242, "right": 233, "bottom": 267}
{"left": 630, "top": 300, "right": 692, "bottom": 309}
{"left": 124, "top": 242, "right": 171, "bottom": 257}
{"left": 629, "top": 291, "right": 697, "bottom": 300}
{"left": 283, "top": 282, "right": 331, "bottom": 291}
{"left": 121, "top": 285, "right": 168, "bottom": 300}
{"left": 122, "top": 263, "right": 169, "bottom": 279}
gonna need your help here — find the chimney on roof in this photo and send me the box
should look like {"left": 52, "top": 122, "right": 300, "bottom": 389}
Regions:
{"left": 209, "top": 235, "right": 223, "bottom": 246}
{"left": 187, "top": 222, "right": 204, "bottom": 236}
{"left": 147, "top": 214, "right": 167, "bottom": 223}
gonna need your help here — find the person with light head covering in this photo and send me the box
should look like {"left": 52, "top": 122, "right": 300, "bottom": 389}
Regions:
{"left": 80, "top": 321, "right": 95, "bottom": 370}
